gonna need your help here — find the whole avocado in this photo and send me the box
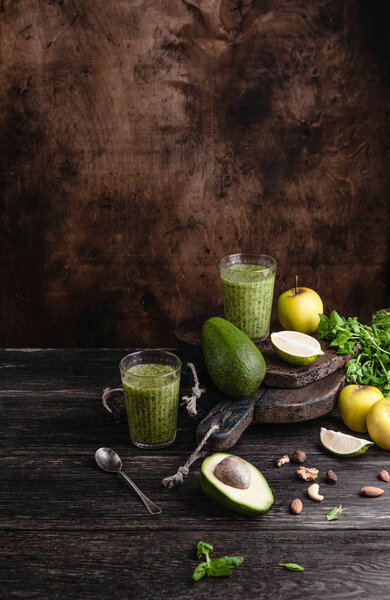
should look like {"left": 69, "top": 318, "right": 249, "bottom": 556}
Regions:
{"left": 202, "top": 317, "right": 266, "bottom": 398}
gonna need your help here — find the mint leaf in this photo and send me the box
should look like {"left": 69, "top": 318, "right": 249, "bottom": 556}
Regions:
{"left": 197, "top": 541, "right": 213, "bottom": 559}
{"left": 326, "top": 505, "right": 343, "bottom": 521}
{"left": 330, "top": 331, "right": 351, "bottom": 347}
{"left": 192, "top": 562, "right": 208, "bottom": 581}
{"left": 318, "top": 314, "right": 331, "bottom": 338}
{"left": 208, "top": 559, "right": 232, "bottom": 577}
{"left": 279, "top": 563, "right": 304, "bottom": 572}
{"left": 216, "top": 556, "right": 244, "bottom": 567}
{"left": 329, "top": 311, "right": 345, "bottom": 328}
{"left": 193, "top": 542, "right": 244, "bottom": 581}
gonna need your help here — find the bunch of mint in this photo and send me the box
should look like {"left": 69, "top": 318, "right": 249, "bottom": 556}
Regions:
{"left": 318, "top": 309, "right": 390, "bottom": 396}
{"left": 192, "top": 541, "right": 243, "bottom": 581}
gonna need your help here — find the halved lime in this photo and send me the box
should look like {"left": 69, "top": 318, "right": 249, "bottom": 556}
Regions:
{"left": 270, "top": 331, "right": 324, "bottom": 365}
{"left": 320, "top": 427, "right": 374, "bottom": 457}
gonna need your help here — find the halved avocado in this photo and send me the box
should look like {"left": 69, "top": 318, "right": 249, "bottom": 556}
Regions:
{"left": 200, "top": 453, "right": 274, "bottom": 516}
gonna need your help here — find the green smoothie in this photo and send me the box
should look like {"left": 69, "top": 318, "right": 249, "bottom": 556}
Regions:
{"left": 121, "top": 363, "right": 180, "bottom": 448}
{"left": 220, "top": 264, "right": 275, "bottom": 339}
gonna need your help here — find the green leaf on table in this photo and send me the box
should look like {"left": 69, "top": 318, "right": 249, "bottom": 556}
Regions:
{"left": 208, "top": 559, "right": 233, "bottom": 577}
{"left": 193, "top": 542, "right": 244, "bottom": 581}
{"left": 192, "top": 562, "right": 208, "bottom": 581}
{"left": 215, "top": 556, "right": 244, "bottom": 568}
{"left": 279, "top": 563, "right": 304, "bottom": 572}
{"left": 197, "top": 541, "right": 213, "bottom": 559}
{"left": 326, "top": 505, "right": 343, "bottom": 521}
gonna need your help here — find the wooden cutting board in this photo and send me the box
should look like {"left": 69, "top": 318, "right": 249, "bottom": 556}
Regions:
{"left": 196, "top": 370, "right": 346, "bottom": 451}
{"left": 175, "top": 305, "right": 351, "bottom": 388}
{"left": 175, "top": 305, "right": 350, "bottom": 449}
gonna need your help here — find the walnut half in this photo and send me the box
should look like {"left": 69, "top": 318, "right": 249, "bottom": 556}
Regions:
{"left": 297, "top": 466, "right": 319, "bottom": 481}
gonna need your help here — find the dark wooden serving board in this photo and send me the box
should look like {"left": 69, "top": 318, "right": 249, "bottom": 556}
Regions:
{"left": 175, "top": 305, "right": 351, "bottom": 388}
{"left": 196, "top": 370, "right": 345, "bottom": 451}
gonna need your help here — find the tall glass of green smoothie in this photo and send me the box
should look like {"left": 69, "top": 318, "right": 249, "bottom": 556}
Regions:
{"left": 119, "top": 350, "right": 181, "bottom": 449}
{"left": 219, "top": 253, "right": 277, "bottom": 340}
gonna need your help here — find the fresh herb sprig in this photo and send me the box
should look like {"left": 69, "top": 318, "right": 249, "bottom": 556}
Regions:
{"left": 318, "top": 309, "right": 390, "bottom": 397}
{"left": 326, "top": 505, "right": 343, "bottom": 521}
{"left": 192, "top": 541, "right": 243, "bottom": 581}
{"left": 279, "top": 563, "right": 304, "bottom": 572}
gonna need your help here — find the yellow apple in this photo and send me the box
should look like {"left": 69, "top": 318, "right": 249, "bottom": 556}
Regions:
{"left": 338, "top": 384, "right": 384, "bottom": 433}
{"left": 367, "top": 398, "right": 390, "bottom": 450}
{"left": 277, "top": 284, "right": 323, "bottom": 334}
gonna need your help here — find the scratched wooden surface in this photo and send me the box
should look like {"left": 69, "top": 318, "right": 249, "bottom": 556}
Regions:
{"left": 0, "top": 1, "right": 389, "bottom": 347}
{"left": 2, "top": 348, "right": 390, "bottom": 599}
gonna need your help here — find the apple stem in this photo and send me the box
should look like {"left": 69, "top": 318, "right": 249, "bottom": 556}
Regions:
{"left": 349, "top": 375, "right": 361, "bottom": 390}
{"left": 295, "top": 275, "right": 298, "bottom": 296}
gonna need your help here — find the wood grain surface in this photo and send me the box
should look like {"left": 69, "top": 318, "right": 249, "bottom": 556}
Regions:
{"left": 2, "top": 348, "right": 390, "bottom": 599}
{"left": 1, "top": 1, "right": 390, "bottom": 347}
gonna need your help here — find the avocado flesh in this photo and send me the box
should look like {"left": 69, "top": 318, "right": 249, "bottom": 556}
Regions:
{"left": 200, "top": 453, "right": 274, "bottom": 516}
{"left": 202, "top": 317, "right": 266, "bottom": 398}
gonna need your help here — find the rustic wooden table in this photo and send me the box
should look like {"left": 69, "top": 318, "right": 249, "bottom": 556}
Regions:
{"left": 2, "top": 349, "right": 390, "bottom": 599}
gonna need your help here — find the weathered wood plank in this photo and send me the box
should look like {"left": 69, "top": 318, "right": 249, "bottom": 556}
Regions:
{"left": 0, "top": 386, "right": 376, "bottom": 455}
{"left": 0, "top": 348, "right": 139, "bottom": 391}
{"left": 1, "top": 447, "right": 389, "bottom": 531}
{"left": 2, "top": 348, "right": 390, "bottom": 600}
{"left": 2, "top": 530, "right": 390, "bottom": 600}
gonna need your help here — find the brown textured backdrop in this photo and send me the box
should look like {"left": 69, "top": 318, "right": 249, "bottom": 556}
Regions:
{"left": 0, "top": 0, "right": 389, "bottom": 347}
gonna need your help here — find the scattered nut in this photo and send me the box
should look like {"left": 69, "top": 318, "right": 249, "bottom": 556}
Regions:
{"left": 326, "top": 469, "right": 338, "bottom": 483}
{"left": 291, "top": 450, "right": 306, "bottom": 464}
{"left": 361, "top": 486, "right": 384, "bottom": 497}
{"left": 275, "top": 455, "right": 290, "bottom": 468}
{"left": 290, "top": 499, "right": 303, "bottom": 514}
{"left": 379, "top": 470, "right": 390, "bottom": 482}
{"left": 297, "top": 466, "right": 319, "bottom": 481}
{"left": 307, "top": 483, "right": 324, "bottom": 502}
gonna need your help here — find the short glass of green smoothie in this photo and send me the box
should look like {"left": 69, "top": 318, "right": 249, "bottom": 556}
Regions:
{"left": 219, "top": 253, "right": 277, "bottom": 341}
{"left": 119, "top": 350, "right": 181, "bottom": 449}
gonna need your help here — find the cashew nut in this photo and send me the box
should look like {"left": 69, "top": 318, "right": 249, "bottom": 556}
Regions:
{"left": 307, "top": 483, "right": 324, "bottom": 502}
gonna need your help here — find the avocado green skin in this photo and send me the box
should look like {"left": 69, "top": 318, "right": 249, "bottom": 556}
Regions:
{"left": 200, "top": 453, "right": 274, "bottom": 516}
{"left": 202, "top": 317, "right": 266, "bottom": 398}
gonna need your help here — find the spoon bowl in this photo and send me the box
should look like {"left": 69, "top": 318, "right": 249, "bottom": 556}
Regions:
{"left": 95, "top": 447, "right": 122, "bottom": 472}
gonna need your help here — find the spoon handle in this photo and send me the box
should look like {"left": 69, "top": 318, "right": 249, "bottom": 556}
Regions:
{"left": 118, "top": 471, "right": 162, "bottom": 515}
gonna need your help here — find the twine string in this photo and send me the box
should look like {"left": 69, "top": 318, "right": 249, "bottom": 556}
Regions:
{"left": 162, "top": 423, "right": 219, "bottom": 488}
{"left": 181, "top": 362, "right": 205, "bottom": 417}
{"left": 102, "top": 387, "right": 122, "bottom": 414}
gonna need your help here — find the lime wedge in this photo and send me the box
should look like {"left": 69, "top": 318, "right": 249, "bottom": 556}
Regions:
{"left": 270, "top": 331, "right": 324, "bottom": 365}
{"left": 320, "top": 427, "right": 374, "bottom": 457}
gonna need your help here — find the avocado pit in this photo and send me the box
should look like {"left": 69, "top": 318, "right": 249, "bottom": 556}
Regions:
{"left": 214, "top": 455, "right": 251, "bottom": 489}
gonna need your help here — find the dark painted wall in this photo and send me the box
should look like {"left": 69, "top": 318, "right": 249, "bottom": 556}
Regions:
{"left": 0, "top": 0, "right": 389, "bottom": 347}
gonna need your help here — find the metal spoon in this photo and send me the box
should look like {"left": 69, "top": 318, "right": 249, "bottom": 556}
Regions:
{"left": 95, "top": 447, "right": 162, "bottom": 515}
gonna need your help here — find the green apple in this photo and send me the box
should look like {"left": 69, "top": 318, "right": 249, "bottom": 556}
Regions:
{"left": 338, "top": 384, "right": 384, "bottom": 433}
{"left": 367, "top": 398, "right": 390, "bottom": 450}
{"left": 277, "top": 282, "right": 323, "bottom": 334}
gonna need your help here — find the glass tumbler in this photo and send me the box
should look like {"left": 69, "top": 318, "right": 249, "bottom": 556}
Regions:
{"left": 119, "top": 350, "right": 181, "bottom": 449}
{"left": 219, "top": 253, "right": 277, "bottom": 340}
